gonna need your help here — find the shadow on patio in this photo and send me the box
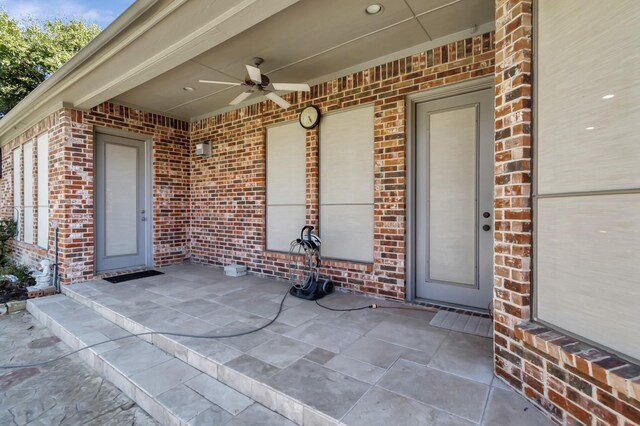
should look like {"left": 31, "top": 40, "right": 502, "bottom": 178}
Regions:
{"left": 29, "top": 264, "right": 552, "bottom": 425}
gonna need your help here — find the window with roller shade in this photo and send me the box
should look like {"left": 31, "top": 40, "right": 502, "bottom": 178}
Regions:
{"left": 320, "top": 106, "right": 374, "bottom": 262}
{"left": 535, "top": 0, "right": 640, "bottom": 361}
{"left": 266, "top": 122, "right": 306, "bottom": 252}
{"left": 37, "top": 133, "right": 49, "bottom": 249}
{"left": 23, "top": 140, "right": 34, "bottom": 244}
{"left": 12, "top": 148, "right": 21, "bottom": 240}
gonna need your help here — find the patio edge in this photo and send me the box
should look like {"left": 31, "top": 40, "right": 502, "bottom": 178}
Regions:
{"left": 60, "top": 285, "right": 340, "bottom": 426}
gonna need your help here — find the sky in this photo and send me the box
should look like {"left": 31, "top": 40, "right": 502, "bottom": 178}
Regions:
{"left": 0, "top": 0, "right": 135, "bottom": 28}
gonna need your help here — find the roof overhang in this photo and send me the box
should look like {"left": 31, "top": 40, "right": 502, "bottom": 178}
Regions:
{"left": 0, "top": 0, "right": 496, "bottom": 145}
{"left": 0, "top": 0, "right": 301, "bottom": 145}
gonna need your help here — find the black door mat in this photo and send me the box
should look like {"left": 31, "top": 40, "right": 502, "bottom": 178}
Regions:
{"left": 103, "top": 270, "right": 164, "bottom": 283}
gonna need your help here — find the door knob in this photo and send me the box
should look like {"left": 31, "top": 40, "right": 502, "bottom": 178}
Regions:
{"left": 482, "top": 224, "right": 491, "bottom": 231}
{"left": 483, "top": 212, "right": 490, "bottom": 218}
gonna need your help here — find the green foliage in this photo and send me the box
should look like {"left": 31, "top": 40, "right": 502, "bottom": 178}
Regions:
{"left": 0, "top": 261, "right": 33, "bottom": 287}
{"left": 0, "top": 217, "right": 17, "bottom": 264}
{"left": 0, "top": 10, "right": 101, "bottom": 116}
{"left": 0, "top": 218, "right": 32, "bottom": 293}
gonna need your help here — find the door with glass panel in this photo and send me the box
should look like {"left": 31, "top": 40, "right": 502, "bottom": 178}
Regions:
{"left": 415, "top": 89, "right": 493, "bottom": 309}
{"left": 95, "top": 133, "right": 149, "bottom": 272}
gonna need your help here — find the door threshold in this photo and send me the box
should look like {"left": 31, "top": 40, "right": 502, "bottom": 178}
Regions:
{"left": 412, "top": 297, "right": 492, "bottom": 318}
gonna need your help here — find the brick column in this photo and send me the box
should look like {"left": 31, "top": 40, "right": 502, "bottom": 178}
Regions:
{"left": 493, "top": 0, "right": 533, "bottom": 384}
{"left": 48, "top": 108, "right": 95, "bottom": 284}
{"left": 493, "top": 3, "right": 640, "bottom": 424}
{"left": 305, "top": 127, "right": 319, "bottom": 228}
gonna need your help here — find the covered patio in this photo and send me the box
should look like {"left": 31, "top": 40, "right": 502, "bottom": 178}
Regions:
{"left": 28, "top": 264, "right": 551, "bottom": 425}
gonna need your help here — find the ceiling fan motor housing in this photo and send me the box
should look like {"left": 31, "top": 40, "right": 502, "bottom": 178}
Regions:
{"left": 245, "top": 74, "right": 271, "bottom": 88}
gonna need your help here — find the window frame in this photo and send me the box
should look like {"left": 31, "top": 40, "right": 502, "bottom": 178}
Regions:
{"left": 531, "top": 0, "right": 640, "bottom": 364}
{"left": 318, "top": 103, "right": 375, "bottom": 264}
{"left": 265, "top": 120, "right": 307, "bottom": 253}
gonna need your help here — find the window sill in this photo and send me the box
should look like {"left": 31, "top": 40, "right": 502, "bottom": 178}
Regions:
{"left": 11, "top": 240, "right": 48, "bottom": 256}
{"left": 321, "top": 258, "right": 374, "bottom": 272}
{"left": 261, "top": 251, "right": 374, "bottom": 272}
{"left": 515, "top": 321, "right": 640, "bottom": 401}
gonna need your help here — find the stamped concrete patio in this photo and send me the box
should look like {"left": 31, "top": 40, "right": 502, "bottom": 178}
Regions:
{"left": 28, "top": 264, "right": 553, "bottom": 425}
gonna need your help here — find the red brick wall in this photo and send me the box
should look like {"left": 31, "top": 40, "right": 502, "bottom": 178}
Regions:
{"left": 493, "top": 1, "right": 640, "bottom": 425}
{"left": 1, "top": 112, "right": 63, "bottom": 268}
{"left": 190, "top": 32, "right": 495, "bottom": 300}
{"left": 1, "top": 104, "right": 190, "bottom": 282}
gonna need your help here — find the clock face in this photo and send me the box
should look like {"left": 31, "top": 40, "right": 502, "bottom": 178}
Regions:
{"left": 300, "top": 106, "right": 320, "bottom": 129}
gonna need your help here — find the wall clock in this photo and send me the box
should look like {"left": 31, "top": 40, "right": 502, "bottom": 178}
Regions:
{"left": 299, "top": 105, "right": 320, "bottom": 129}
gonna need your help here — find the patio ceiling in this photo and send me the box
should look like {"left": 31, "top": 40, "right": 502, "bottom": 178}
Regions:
{"left": 113, "top": 0, "right": 495, "bottom": 119}
{"left": 0, "top": 0, "right": 495, "bottom": 144}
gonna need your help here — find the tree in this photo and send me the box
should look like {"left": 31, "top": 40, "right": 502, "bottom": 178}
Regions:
{"left": 0, "top": 11, "right": 101, "bottom": 117}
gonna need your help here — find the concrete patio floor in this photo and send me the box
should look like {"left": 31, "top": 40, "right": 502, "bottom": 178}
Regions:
{"left": 30, "top": 264, "right": 553, "bottom": 425}
{"left": 0, "top": 311, "right": 157, "bottom": 425}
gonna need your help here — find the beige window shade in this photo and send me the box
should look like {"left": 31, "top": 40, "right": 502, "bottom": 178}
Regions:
{"left": 320, "top": 106, "right": 374, "bottom": 262}
{"left": 23, "top": 141, "right": 34, "bottom": 245}
{"left": 537, "top": 195, "right": 640, "bottom": 361}
{"left": 13, "top": 148, "right": 21, "bottom": 240}
{"left": 266, "top": 122, "right": 306, "bottom": 251}
{"left": 537, "top": 0, "right": 640, "bottom": 195}
{"left": 536, "top": 0, "right": 640, "bottom": 361}
{"left": 429, "top": 107, "right": 476, "bottom": 285}
{"left": 37, "top": 133, "right": 49, "bottom": 249}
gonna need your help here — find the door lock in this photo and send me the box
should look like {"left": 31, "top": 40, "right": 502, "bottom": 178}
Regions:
{"left": 482, "top": 224, "right": 491, "bottom": 231}
{"left": 483, "top": 211, "right": 490, "bottom": 218}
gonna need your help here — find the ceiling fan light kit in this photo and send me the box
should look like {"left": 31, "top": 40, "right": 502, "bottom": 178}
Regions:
{"left": 199, "top": 57, "right": 310, "bottom": 110}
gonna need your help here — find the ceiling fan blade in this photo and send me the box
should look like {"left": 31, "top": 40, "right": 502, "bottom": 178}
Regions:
{"left": 246, "top": 64, "right": 262, "bottom": 84}
{"left": 272, "top": 83, "right": 310, "bottom": 92}
{"left": 199, "top": 80, "right": 242, "bottom": 86}
{"left": 265, "top": 92, "right": 291, "bottom": 109}
{"left": 230, "top": 91, "right": 253, "bottom": 105}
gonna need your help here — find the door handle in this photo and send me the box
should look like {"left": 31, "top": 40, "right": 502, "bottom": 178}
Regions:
{"left": 482, "top": 224, "right": 491, "bottom": 231}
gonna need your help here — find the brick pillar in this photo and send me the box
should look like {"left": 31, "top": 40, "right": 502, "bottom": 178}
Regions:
{"left": 493, "top": 0, "right": 534, "bottom": 382}
{"left": 48, "top": 108, "right": 94, "bottom": 284}
{"left": 372, "top": 99, "right": 406, "bottom": 299}
{"left": 305, "top": 127, "right": 319, "bottom": 228}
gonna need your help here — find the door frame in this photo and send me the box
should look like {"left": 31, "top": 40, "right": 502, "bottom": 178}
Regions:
{"left": 93, "top": 127, "right": 153, "bottom": 274}
{"left": 405, "top": 76, "right": 494, "bottom": 303}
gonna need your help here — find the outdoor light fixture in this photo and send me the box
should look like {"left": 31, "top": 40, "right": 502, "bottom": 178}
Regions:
{"left": 365, "top": 4, "right": 383, "bottom": 14}
{"left": 195, "top": 141, "right": 211, "bottom": 158}
{"left": 602, "top": 94, "right": 615, "bottom": 99}
{"left": 585, "top": 126, "right": 595, "bottom": 130}
{"left": 183, "top": 86, "right": 195, "bottom": 92}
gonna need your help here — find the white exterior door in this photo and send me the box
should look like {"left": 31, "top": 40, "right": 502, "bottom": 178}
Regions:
{"left": 415, "top": 89, "right": 494, "bottom": 309}
{"left": 95, "top": 133, "right": 150, "bottom": 273}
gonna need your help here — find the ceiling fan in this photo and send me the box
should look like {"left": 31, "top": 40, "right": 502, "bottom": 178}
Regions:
{"left": 199, "top": 57, "right": 310, "bottom": 109}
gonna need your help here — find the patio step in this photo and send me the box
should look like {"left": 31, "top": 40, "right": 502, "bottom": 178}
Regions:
{"left": 26, "top": 295, "right": 300, "bottom": 426}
